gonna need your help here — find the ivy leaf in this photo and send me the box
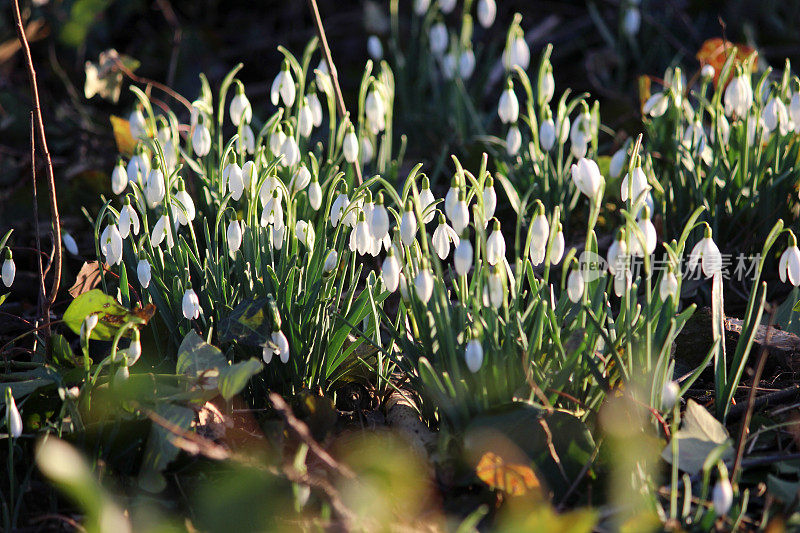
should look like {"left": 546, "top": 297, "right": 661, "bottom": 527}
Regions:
{"left": 661, "top": 399, "right": 734, "bottom": 475}
{"left": 218, "top": 358, "right": 263, "bottom": 400}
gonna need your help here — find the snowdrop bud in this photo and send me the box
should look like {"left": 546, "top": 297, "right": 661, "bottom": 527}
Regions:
{"left": 607, "top": 228, "right": 628, "bottom": 276}
{"left": 360, "top": 137, "right": 374, "bottom": 164}
{"left": 280, "top": 134, "right": 300, "bottom": 167}
{"left": 137, "top": 258, "right": 151, "bottom": 288}
{"left": 550, "top": 225, "right": 565, "bottom": 265}
{"left": 400, "top": 201, "right": 417, "bottom": 246}
{"left": 643, "top": 92, "right": 669, "bottom": 117}
{"left": 465, "top": 338, "right": 483, "bottom": 373}
{"left": 182, "top": 288, "right": 201, "bottom": 320}
{"left": 633, "top": 206, "right": 657, "bottom": 256}
{"left": 118, "top": 196, "right": 140, "bottom": 239}
{"left": 763, "top": 96, "right": 788, "bottom": 134}
{"left": 429, "top": 22, "right": 448, "bottom": 56}
{"left": 459, "top": 48, "right": 476, "bottom": 79}
{"left": 413, "top": 0, "right": 430, "bottom": 16}
{"left": 570, "top": 158, "right": 604, "bottom": 201}
{"left": 324, "top": 249, "right": 338, "bottom": 274}
{"left": 567, "top": 263, "right": 584, "bottom": 303}
{"left": 343, "top": 126, "right": 359, "bottom": 163}
{"left": 540, "top": 115, "right": 556, "bottom": 151}
{"left": 540, "top": 66, "right": 555, "bottom": 105}
{"left": 225, "top": 162, "right": 244, "bottom": 201}
{"left": 444, "top": 177, "right": 459, "bottom": 221}
{"left": 483, "top": 176, "right": 497, "bottom": 222}
{"left": 506, "top": 124, "right": 522, "bottom": 155}
{"left": 419, "top": 177, "right": 436, "bottom": 223}
{"left": 450, "top": 190, "right": 470, "bottom": 234}
{"left": 661, "top": 380, "right": 680, "bottom": 410}
{"left": 272, "top": 330, "right": 290, "bottom": 363}
{"left": 713, "top": 477, "right": 733, "bottom": 517}
{"left": 80, "top": 314, "right": 99, "bottom": 344}
{"left": 620, "top": 164, "right": 649, "bottom": 203}
{"left": 477, "top": 0, "right": 496, "bottom": 27}
{"left": 454, "top": 237, "right": 473, "bottom": 276}
{"left": 399, "top": 272, "right": 410, "bottom": 301}
{"left": 1, "top": 250, "right": 14, "bottom": 288}
{"left": 498, "top": 79, "right": 519, "bottom": 124}
{"left": 112, "top": 361, "right": 130, "bottom": 386}
{"left": 439, "top": 0, "right": 457, "bottom": 13}
{"left": 779, "top": 231, "right": 800, "bottom": 286}
{"left": 308, "top": 91, "right": 323, "bottom": 127}
{"left": 724, "top": 68, "right": 753, "bottom": 118}
{"left": 382, "top": 248, "right": 401, "bottom": 292}
{"left": 62, "top": 231, "right": 79, "bottom": 256}
{"left": 622, "top": 7, "right": 641, "bottom": 36}
{"left": 230, "top": 86, "right": 252, "bottom": 126}
{"left": 308, "top": 177, "right": 323, "bottom": 211}
{"left": 529, "top": 202, "right": 549, "bottom": 266}
{"left": 262, "top": 342, "right": 273, "bottom": 364}
{"left": 271, "top": 61, "right": 296, "bottom": 107}
{"left": 269, "top": 129, "right": 286, "bottom": 157}
{"left": 415, "top": 263, "right": 434, "bottom": 303}
{"left": 659, "top": 269, "right": 678, "bottom": 301}
{"left": 367, "top": 35, "right": 383, "bottom": 60}
{"left": 122, "top": 331, "right": 142, "bottom": 366}
{"left": 371, "top": 193, "right": 390, "bottom": 242}
{"left": 486, "top": 219, "right": 506, "bottom": 266}
{"left": 488, "top": 266, "right": 504, "bottom": 309}
{"left": 100, "top": 225, "right": 123, "bottom": 266}
{"left": 144, "top": 168, "right": 165, "bottom": 208}
{"left": 172, "top": 179, "right": 196, "bottom": 226}
{"left": 227, "top": 219, "right": 242, "bottom": 253}
{"left": 609, "top": 147, "right": 627, "bottom": 179}
{"left": 291, "top": 166, "right": 312, "bottom": 195}
{"left": 129, "top": 108, "right": 148, "bottom": 139}
{"left": 298, "top": 98, "right": 314, "bottom": 138}
{"left": 192, "top": 123, "right": 211, "bottom": 156}
{"left": 4, "top": 388, "right": 22, "bottom": 439}
{"left": 366, "top": 85, "right": 387, "bottom": 134}
{"left": 112, "top": 159, "right": 127, "bottom": 195}
{"left": 241, "top": 160, "right": 256, "bottom": 192}
{"left": 701, "top": 64, "right": 715, "bottom": 81}
{"left": 503, "top": 33, "right": 530, "bottom": 71}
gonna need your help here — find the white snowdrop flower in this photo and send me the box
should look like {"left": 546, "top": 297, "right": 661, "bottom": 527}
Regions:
{"left": 643, "top": 91, "right": 669, "bottom": 118}
{"left": 262, "top": 343, "right": 273, "bottom": 364}
{"left": 62, "top": 232, "right": 79, "bottom": 256}
{"left": 567, "top": 265, "right": 584, "bottom": 303}
{"left": 632, "top": 207, "right": 657, "bottom": 257}
{"left": 271, "top": 331, "right": 290, "bottom": 363}
{"left": 129, "top": 108, "right": 148, "bottom": 139}
{"left": 258, "top": 176, "right": 281, "bottom": 207}
{"left": 365, "top": 86, "right": 386, "bottom": 134}
{"left": 429, "top": 22, "right": 448, "bottom": 56}
{"left": 540, "top": 117, "right": 556, "bottom": 151}
{"left": 454, "top": 237, "right": 473, "bottom": 276}
{"left": 486, "top": 220, "right": 506, "bottom": 266}
{"left": 145, "top": 169, "right": 165, "bottom": 208}
{"left": 477, "top": 0, "right": 496, "bottom": 27}
{"left": 400, "top": 201, "right": 417, "bottom": 246}
{"left": 444, "top": 180, "right": 460, "bottom": 222}
{"left": 419, "top": 178, "right": 436, "bottom": 223}
{"left": 308, "top": 91, "right": 323, "bottom": 127}
{"left": 661, "top": 380, "right": 680, "bottom": 410}
{"left": 529, "top": 203, "right": 549, "bottom": 266}
{"left": 272, "top": 217, "right": 286, "bottom": 250}
{"left": 609, "top": 147, "right": 627, "bottom": 179}
{"left": 606, "top": 229, "right": 628, "bottom": 276}
{"left": 227, "top": 219, "right": 242, "bottom": 253}
{"left": 343, "top": 126, "right": 359, "bottom": 163}
{"left": 137, "top": 258, "right": 151, "bottom": 288}
{"left": 324, "top": 249, "right": 338, "bottom": 273}
{"left": 269, "top": 129, "right": 286, "bottom": 157}
{"left": 261, "top": 190, "right": 284, "bottom": 227}
{"left": 398, "top": 272, "right": 410, "bottom": 300}
{"left": 688, "top": 224, "right": 722, "bottom": 278}
{"left": 541, "top": 67, "right": 555, "bottom": 104}
{"left": 360, "top": 137, "right": 374, "bottom": 164}
{"left": 100, "top": 225, "right": 123, "bottom": 266}
{"left": 713, "top": 477, "right": 733, "bottom": 517}
{"left": 747, "top": 115, "right": 768, "bottom": 145}
{"left": 570, "top": 109, "right": 592, "bottom": 148}
{"left": 790, "top": 93, "right": 800, "bottom": 131}
{"left": 571, "top": 158, "right": 604, "bottom": 201}
{"left": 465, "top": 339, "right": 483, "bottom": 373}
{"left": 280, "top": 135, "right": 300, "bottom": 167}
{"left": 237, "top": 124, "right": 256, "bottom": 154}
{"left": 350, "top": 212, "right": 372, "bottom": 255}
{"left": 80, "top": 313, "right": 98, "bottom": 344}
{"left": 370, "top": 194, "right": 390, "bottom": 242}
{"left": 415, "top": 265, "right": 434, "bottom": 303}
{"left": 330, "top": 192, "right": 349, "bottom": 227}
{"left": 182, "top": 288, "right": 201, "bottom": 319}
{"left": 620, "top": 165, "right": 650, "bottom": 203}
{"left": 441, "top": 52, "right": 457, "bottom": 80}
{"left": 151, "top": 215, "right": 175, "bottom": 249}
{"left": 550, "top": 225, "right": 565, "bottom": 264}
{"left": 308, "top": 178, "right": 323, "bottom": 211}
{"left": 127, "top": 151, "right": 150, "bottom": 185}
{"left": 763, "top": 96, "right": 788, "bottom": 135}
{"left": 432, "top": 214, "right": 460, "bottom": 259}
{"left": 701, "top": 64, "right": 715, "bottom": 81}
{"left": 724, "top": 70, "right": 753, "bottom": 117}
{"left": 498, "top": 80, "right": 519, "bottom": 124}
{"left": 506, "top": 124, "right": 522, "bottom": 155}
{"left": 192, "top": 123, "right": 211, "bottom": 156}
{"left": 710, "top": 113, "right": 730, "bottom": 144}
{"left": 367, "top": 35, "right": 383, "bottom": 60}
{"left": 2, "top": 250, "right": 15, "bottom": 288}
{"left": 613, "top": 268, "right": 632, "bottom": 297}
{"left": 341, "top": 196, "right": 360, "bottom": 228}
{"left": 295, "top": 220, "right": 315, "bottom": 249}
{"left": 118, "top": 198, "right": 140, "bottom": 239}
{"left": 113, "top": 362, "right": 129, "bottom": 386}
{"left": 439, "top": 0, "right": 456, "bottom": 13}
{"left": 224, "top": 162, "right": 244, "bottom": 201}
{"left": 570, "top": 137, "right": 587, "bottom": 159}
{"left": 483, "top": 177, "right": 497, "bottom": 222}
{"left": 459, "top": 48, "right": 476, "bottom": 79}
{"left": 382, "top": 249, "right": 401, "bottom": 292}
{"left": 298, "top": 98, "right": 314, "bottom": 138}
{"left": 5, "top": 389, "right": 22, "bottom": 438}
{"left": 622, "top": 7, "right": 641, "bottom": 36}
{"left": 172, "top": 182, "right": 196, "bottom": 226}
{"left": 230, "top": 88, "right": 252, "bottom": 126}
{"left": 290, "top": 165, "right": 312, "bottom": 195}
{"left": 659, "top": 269, "right": 678, "bottom": 301}
{"left": 450, "top": 191, "right": 470, "bottom": 234}
{"left": 779, "top": 232, "right": 800, "bottom": 286}
{"left": 488, "top": 267, "right": 504, "bottom": 309}
{"left": 271, "top": 62, "right": 296, "bottom": 107}
{"left": 242, "top": 160, "right": 257, "bottom": 192}
{"left": 413, "top": 0, "right": 430, "bottom": 15}
{"left": 503, "top": 34, "right": 530, "bottom": 71}
{"left": 112, "top": 159, "right": 127, "bottom": 195}
{"left": 556, "top": 115, "right": 570, "bottom": 145}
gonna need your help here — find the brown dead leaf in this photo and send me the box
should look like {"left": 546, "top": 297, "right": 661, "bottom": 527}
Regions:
{"left": 696, "top": 38, "right": 758, "bottom": 85}
{"left": 110, "top": 115, "right": 137, "bottom": 157}
{"left": 476, "top": 451, "right": 542, "bottom": 497}
{"left": 68, "top": 261, "right": 102, "bottom": 298}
